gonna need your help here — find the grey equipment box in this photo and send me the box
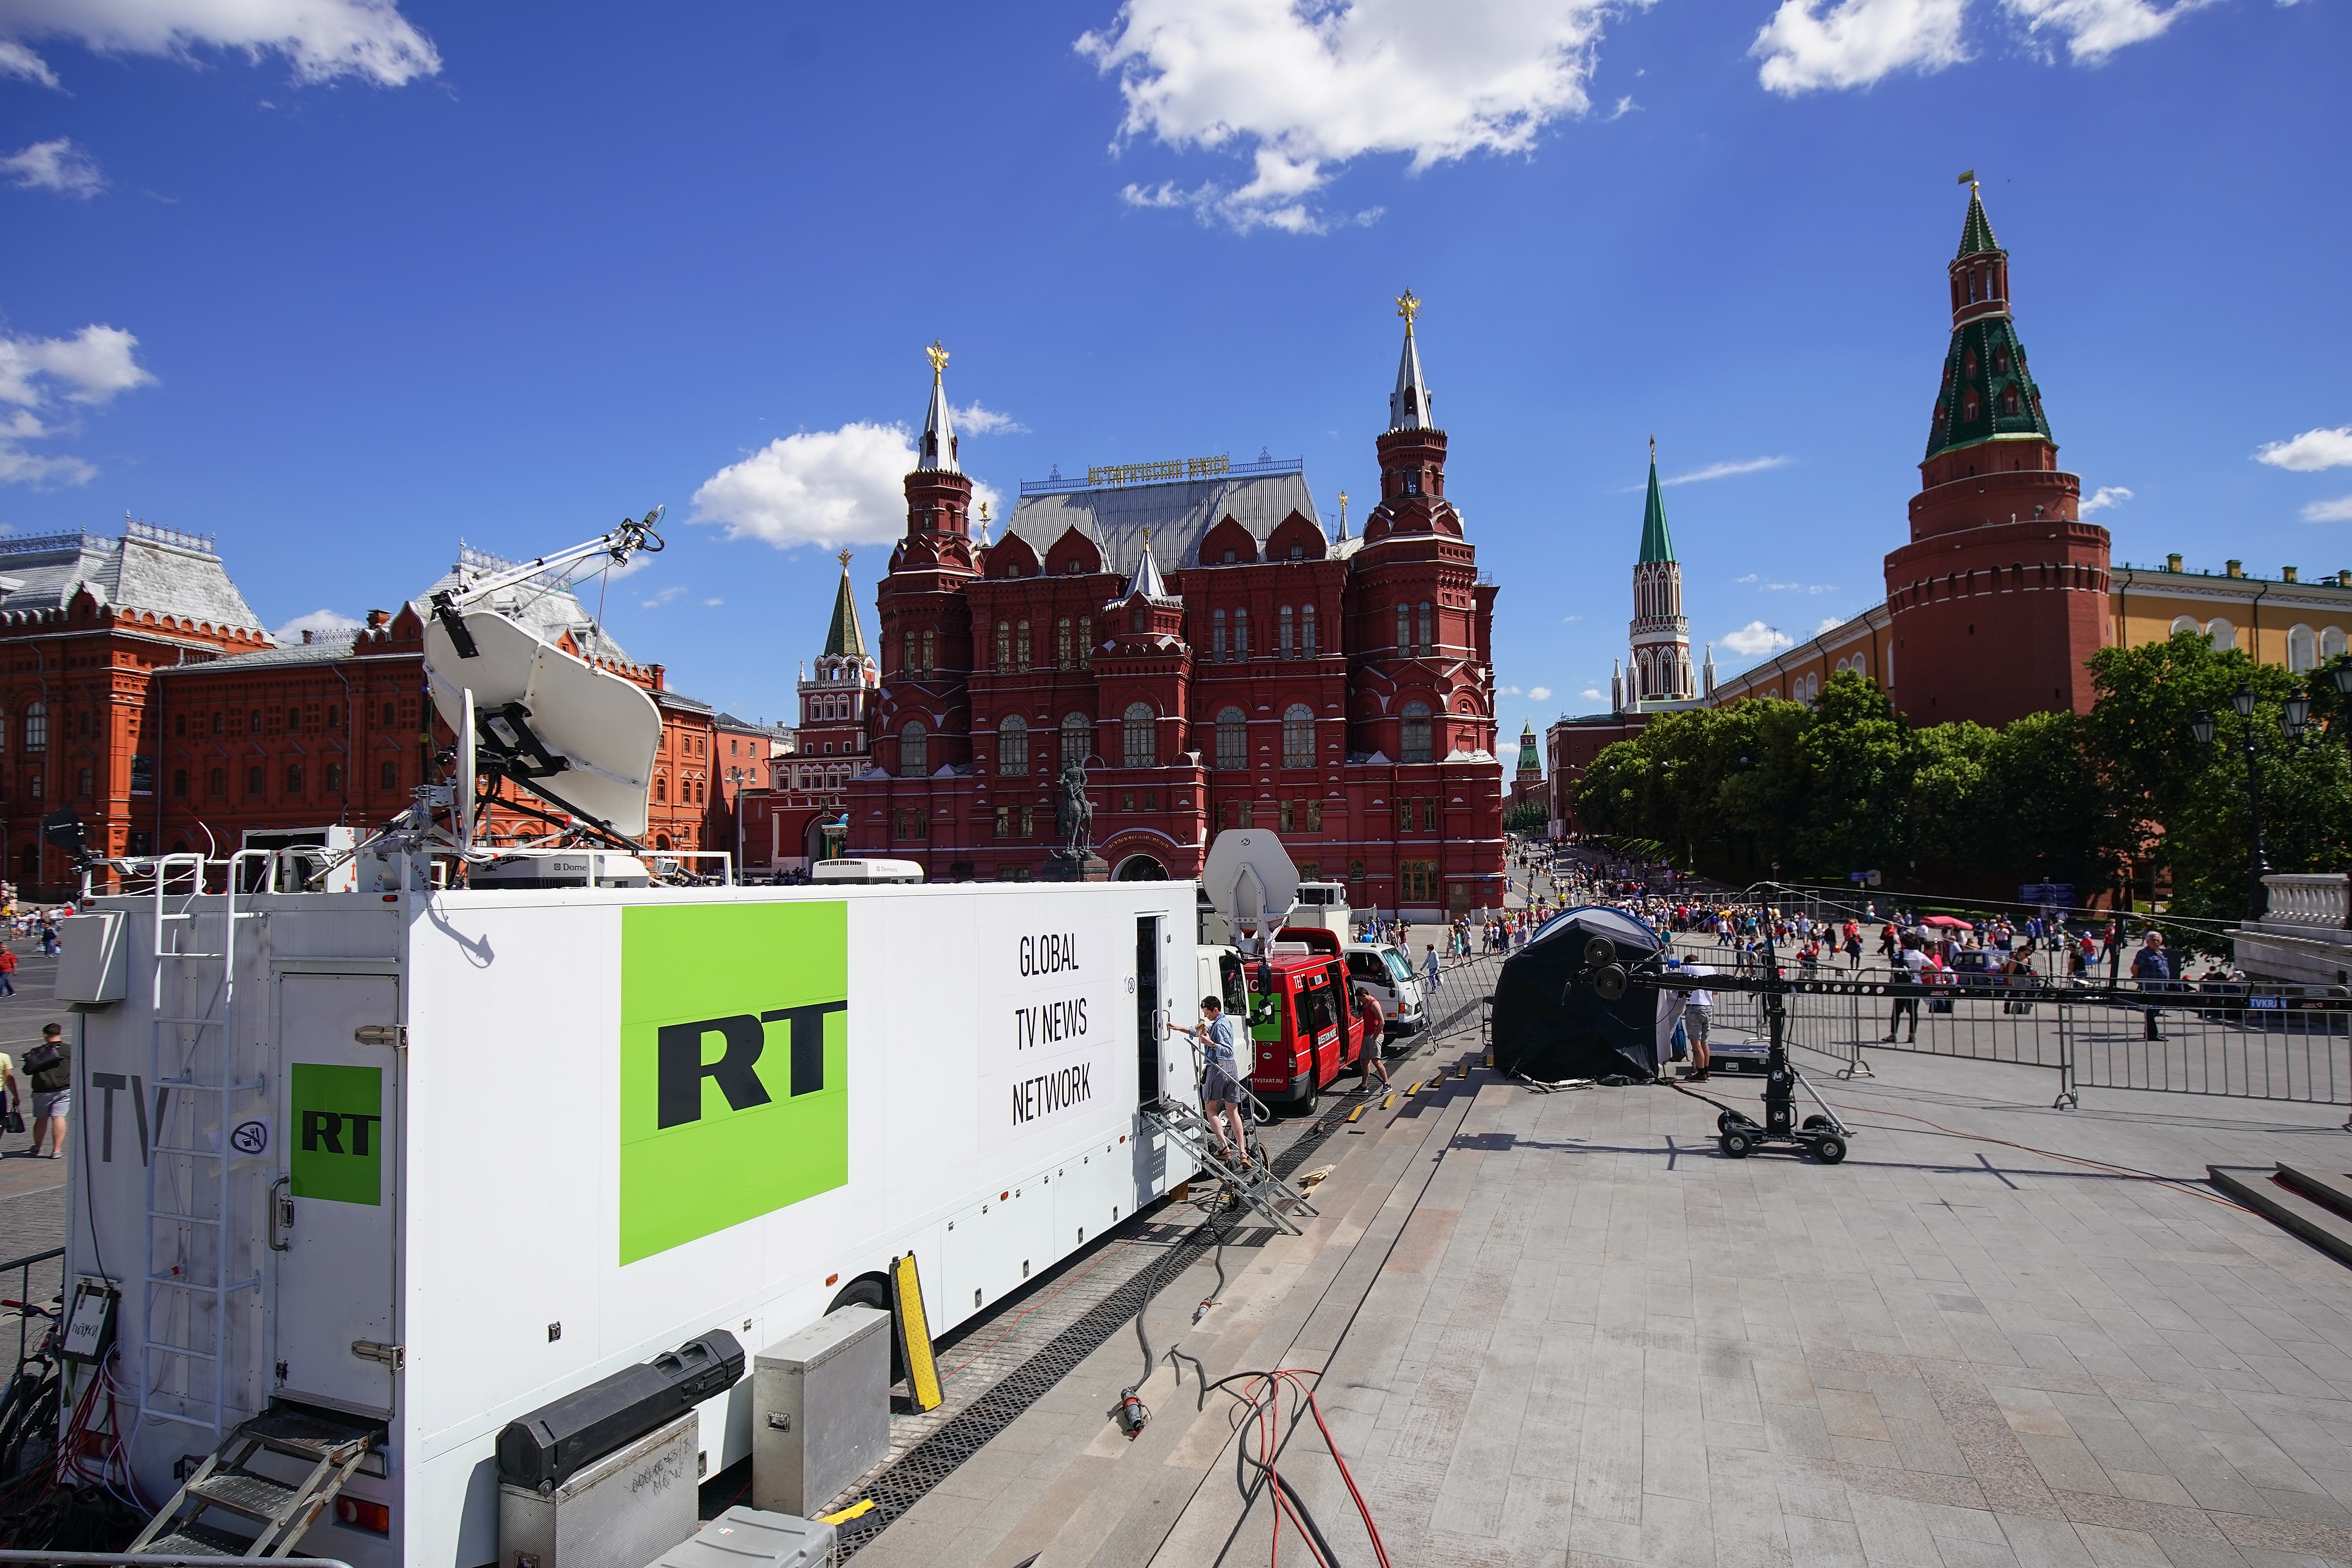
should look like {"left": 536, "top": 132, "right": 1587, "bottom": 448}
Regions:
{"left": 751, "top": 1306, "right": 889, "bottom": 1516}
{"left": 500, "top": 1411, "right": 699, "bottom": 1568}
{"left": 650, "top": 1506, "right": 837, "bottom": 1568}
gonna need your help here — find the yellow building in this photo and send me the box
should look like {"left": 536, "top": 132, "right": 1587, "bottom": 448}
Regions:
{"left": 1708, "top": 555, "right": 2352, "bottom": 709}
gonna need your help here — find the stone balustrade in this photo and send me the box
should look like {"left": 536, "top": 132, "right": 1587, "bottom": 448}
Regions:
{"left": 2260, "top": 873, "right": 2348, "bottom": 926}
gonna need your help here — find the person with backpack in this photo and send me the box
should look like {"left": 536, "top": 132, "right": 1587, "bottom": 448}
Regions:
{"left": 24, "top": 1022, "right": 69, "bottom": 1159}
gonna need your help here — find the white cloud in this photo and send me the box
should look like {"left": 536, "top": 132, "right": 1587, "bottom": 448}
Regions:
{"left": 1498, "top": 683, "right": 1523, "bottom": 695}
{"left": 955, "top": 401, "right": 1027, "bottom": 437}
{"left": 1580, "top": 686, "right": 1602, "bottom": 701}
{"left": 1078, "top": 0, "right": 1633, "bottom": 233}
{"left": 2002, "top": 0, "right": 2210, "bottom": 62}
{"left": 0, "top": 138, "right": 102, "bottom": 197}
{"left": 0, "top": 324, "right": 156, "bottom": 407}
{"left": 1760, "top": 580, "right": 1838, "bottom": 593}
{"left": 1722, "top": 620, "right": 1793, "bottom": 657}
{"left": 1660, "top": 455, "right": 1791, "bottom": 486}
{"left": 0, "top": 323, "right": 156, "bottom": 486}
{"left": 2303, "top": 495, "right": 2352, "bottom": 523}
{"left": 1815, "top": 615, "right": 1844, "bottom": 634}
{"left": 639, "top": 585, "right": 687, "bottom": 609}
{"left": 1733, "top": 572, "right": 1759, "bottom": 583}
{"left": 691, "top": 420, "right": 1002, "bottom": 551}
{"left": 2080, "top": 485, "right": 2133, "bottom": 514}
{"left": 269, "top": 607, "right": 360, "bottom": 645}
{"left": 1529, "top": 686, "right": 1553, "bottom": 701}
{"left": 703, "top": 597, "right": 724, "bottom": 606}
{"left": 1561, "top": 613, "right": 1583, "bottom": 622}
{"left": 0, "top": 38, "right": 58, "bottom": 85}
{"left": 2256, "top": 426, "right": 2352, "bottom": 473}
{"left": 1752, "top": 0, "right": 1967, "bottom": 93}
{"left": 0, "top": 0, "right": 440, "bottom": 87}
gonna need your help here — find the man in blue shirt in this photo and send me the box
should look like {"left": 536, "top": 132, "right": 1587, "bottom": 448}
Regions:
{"left": 2131, "top": 930, "right": 2172, "bottom": 1041}
{"left": 1192, "top": 995, "right": 1250, "bottom": 1162}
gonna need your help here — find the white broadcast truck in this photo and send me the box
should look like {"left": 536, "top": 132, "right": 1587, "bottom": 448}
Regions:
{"left": 44, "top": 513, "right": 1207, "bottom": 1568}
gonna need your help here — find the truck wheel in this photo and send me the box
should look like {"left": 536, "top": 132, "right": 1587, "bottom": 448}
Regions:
{"left": 828, "top": 1274, "right": 906, "bottom": 1383}
{"left": 1287, "top": 1082, "right": 1319, "bottom": 1116}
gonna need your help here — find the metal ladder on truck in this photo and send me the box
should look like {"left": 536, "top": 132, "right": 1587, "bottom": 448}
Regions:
{"left": 1140, "top": 1040, "right": 1321, "bottom": 1236}
{"left": 129, "top": 1404, "right": 381, "bottom": 1557}
{"left": 136, "top": 855, "right": 271, "bottom": 1447}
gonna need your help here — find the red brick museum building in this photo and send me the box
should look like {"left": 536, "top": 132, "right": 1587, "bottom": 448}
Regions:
{"left": 844, "top": 307, "right": 1508, "bottom": 917}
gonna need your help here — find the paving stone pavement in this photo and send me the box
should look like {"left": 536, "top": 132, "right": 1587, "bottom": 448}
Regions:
{"left": 848, "top": 1012, "right": 2352, "bottom": 1568}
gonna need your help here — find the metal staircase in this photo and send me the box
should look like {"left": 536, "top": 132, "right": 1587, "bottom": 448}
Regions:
{"left": 129, "top": 1403, "right": 383, "bottom": 1558}
{"left": 142, "top": 853, "right": 271, "bottom": 1440}
{"left": 1139, "top": 1096, "right": 1320, "bottom": 1236}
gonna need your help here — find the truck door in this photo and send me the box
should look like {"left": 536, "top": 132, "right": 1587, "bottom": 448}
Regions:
{"left": 1135, "top": 916, "right": 1163, "bottom": 1105}
{"left": 274, "top": 973, "right": 399, "bottom": 1417}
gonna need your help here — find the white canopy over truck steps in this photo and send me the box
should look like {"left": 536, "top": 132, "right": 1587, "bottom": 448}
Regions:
{"left": 128, "top": 1403, "right": 383, "bottom": 1557}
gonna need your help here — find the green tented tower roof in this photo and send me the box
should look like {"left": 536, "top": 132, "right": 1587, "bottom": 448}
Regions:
{"left": 822, "top": 555, "right": 866, "bottom": 659}
{"left": 1956, "top": 186, "right": 2001, "bottom": 258}
{"left": 1638, "top": 446, "right": 1675, "bottom": 565}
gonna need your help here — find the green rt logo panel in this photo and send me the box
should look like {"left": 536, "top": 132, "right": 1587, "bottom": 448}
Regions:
{"left": 290, "top": 1063, "right": 384, "bottom": 1206}
{"left": 620, "top": 902, "right": 849, "bottom": 1263}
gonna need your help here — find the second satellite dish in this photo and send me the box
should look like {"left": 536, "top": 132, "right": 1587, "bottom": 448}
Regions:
{"left": 422, "top": 608, "right": 662, "bottom": 838}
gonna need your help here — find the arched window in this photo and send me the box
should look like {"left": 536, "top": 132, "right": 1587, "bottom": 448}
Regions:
{"left": 1301, "top": 602, "right": 1317, "bottom": 655}
{"left": 2323, "top": 627, "right": 2348, "bottom": 661}
{"left": 920, "top": 629, "right": 935, "bottom": 673}
{"left": 2169, "top": 615, "right": 2201, "bottom": 637}
{"left": 1232, "top": 609, "right": 1247, "bottom": 658}
{"left": 899, "top": 720, "right": 927, "bottom": 778}
{"left": 382, "top": 701, "right": 395, "bottom": 726}
{"left": 2289, "top": 625, "right": 2317, "bottom": 673}
{"left": 379, "top": 760, "right": 396, "bottom": 791}
{"left": 655, "top": 777, "right": 667, "bottom": 802}
{"left": 286, "top": 762, "right": 305, "bottom": 794}
{"left": 1078, "top": 616, "right": 1093, "bottom": 668}
{"left": 1215, "top": 707, "right": 1247, "bottom": 770}
{"left": 1122, "top": 703, "right": 1156, "bottom": 768}
{"left": 1962, "top": 388, "right": 1980, "bottom": 421}
{"left": 999, "top": 714, "right": 1029, "bottom": 776}
{"left": 287, "top": 707, "right": 301, "bottom": 735}
{"left": 1278, "top": 606, "right": 1294, "bottom": 657}
{"left": 1998, "top": 385, "right": 2019, "bottom": 416}
{"left": 1417, "top": 603, "right": 1434, "bottom": 653}
{"left": 2207, "top": 618, "right": 2236, "bottom": 652}
{"left": 995, "top": 622, "right": 1010, "bottom": 671}
{"left": 1131, "top": 604, "right": 1147, "bottom": 634}
{"left": 902, "top": 630, "right": 916, "bottom": 676}
{"left": 1396, "top": 604, "right": 1410, "bottom": 653}
{"left": 22, "top": 702, "right": 45, "bottom": 753}
{"left": 1058, "top": 617, "right": 1073, "bottom": 669}
{"left": 326, "top": 762, "right": 343, "bottom": 793}
{"left": 1401, "top": 701, "right": 1432, "bottom": 765}
{"left": 1282, "top": 704, "right": 1314, "bottom": 768}
{"left": 1061, "top": 712, "right": 1092, "bottom": 767}
{"left": 1016, "top": 619, "right": 1031, "bottom": 671}
{"left": 1212, "top": 609, "right": 1228, "bottom": 661}
{"left": 172, "top": 768, "right": 188, "bottom": 798}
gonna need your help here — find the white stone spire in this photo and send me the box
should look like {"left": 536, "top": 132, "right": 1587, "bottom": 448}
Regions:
{"left": 1123, "top": 527, "right": 1174, "bottom": 604}
{"left": 1389, "top": 290, "right": 1432, "bottom": 430}
{"left": 917, "top": 339, "right": 958, "bottom": 473}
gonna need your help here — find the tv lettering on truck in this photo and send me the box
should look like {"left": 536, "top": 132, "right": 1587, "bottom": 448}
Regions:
{"left": 980, "top": 920, "right": 1114, "bottom": 1148}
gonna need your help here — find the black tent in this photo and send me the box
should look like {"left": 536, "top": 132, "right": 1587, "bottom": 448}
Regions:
{"left": 1492, "top": 906, "right": 1681, "bottom": 1082}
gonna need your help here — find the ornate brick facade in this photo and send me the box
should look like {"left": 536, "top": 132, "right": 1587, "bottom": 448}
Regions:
{"left": 846, "top": 309, "right": 1508, "bottom": 916}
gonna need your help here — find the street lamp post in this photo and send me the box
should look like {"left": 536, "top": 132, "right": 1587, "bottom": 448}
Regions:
{"left": 2194, "top": 682, "right": 2308, "bottom": 924}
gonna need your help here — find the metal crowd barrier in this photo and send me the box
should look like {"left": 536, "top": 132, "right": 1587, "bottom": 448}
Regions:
{"left": 1657, "top": 937, "right": 2352, "bottom": 1121}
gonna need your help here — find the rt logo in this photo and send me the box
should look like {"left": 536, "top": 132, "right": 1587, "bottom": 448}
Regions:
{"left": 301, "top": 1110, "right": 383, "bottom": 1155}
{"left": 657, "top": 1002, "right": 847, "bottom": 1129}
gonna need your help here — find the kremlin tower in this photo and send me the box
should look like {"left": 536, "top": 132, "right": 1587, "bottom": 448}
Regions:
{"left": 1882, "top": 183, "right": 2111, "bottom": 723}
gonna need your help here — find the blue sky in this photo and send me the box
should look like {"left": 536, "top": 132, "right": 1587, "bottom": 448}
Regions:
{"left": 1, "top": 0, "right": 2346, "bottom": 736}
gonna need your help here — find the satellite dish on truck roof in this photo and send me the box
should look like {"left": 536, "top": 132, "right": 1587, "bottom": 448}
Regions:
{"left": 423, "top": 607, "right": 662, "bottom": 839}
{"left": 1201, "top": 830, "right": 1298, "bottom": 953}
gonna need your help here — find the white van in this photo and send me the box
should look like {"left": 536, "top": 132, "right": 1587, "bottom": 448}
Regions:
{"left": 1343, "top": 941, "right": 1426, "bottom": 1035}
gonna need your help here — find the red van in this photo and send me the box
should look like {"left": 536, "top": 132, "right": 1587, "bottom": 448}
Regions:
{"left": 1241, "top": 927, "right": 1362, "bottom": 1112}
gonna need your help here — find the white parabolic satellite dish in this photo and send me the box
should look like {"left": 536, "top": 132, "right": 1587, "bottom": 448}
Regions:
{"left": 1201, "top": 829, "right": 1299, "bottom": 939}
{"left": 422, "top": 607, "right": 662, "bottom": 838}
